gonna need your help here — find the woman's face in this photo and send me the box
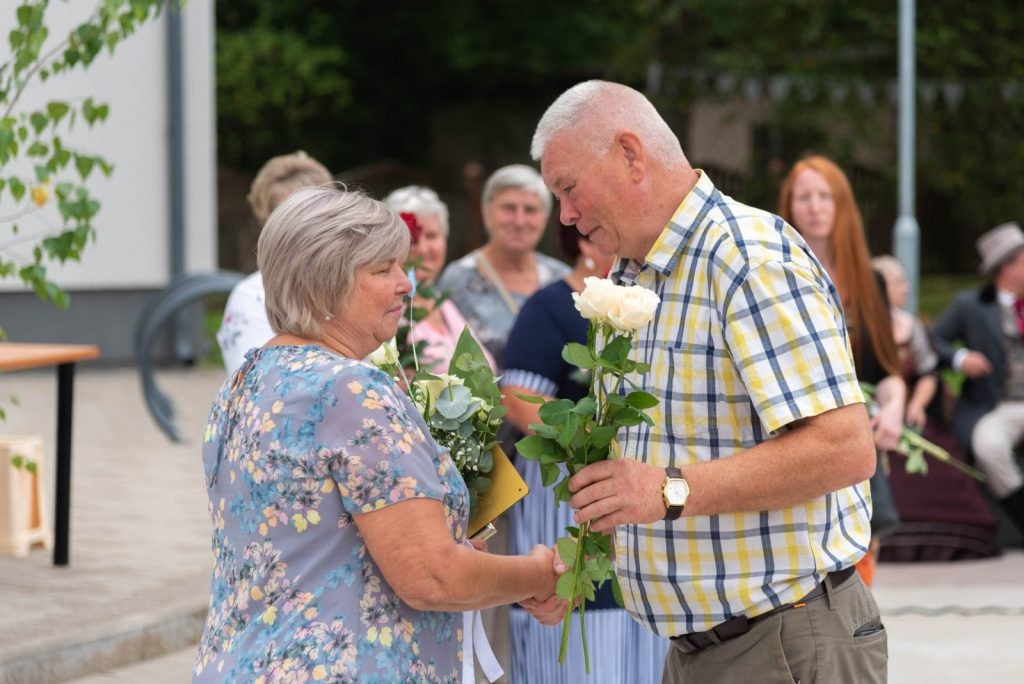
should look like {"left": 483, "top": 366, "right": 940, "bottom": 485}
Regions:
{"left": 330, "top": 255, "right": 411, "bottom": 357}
{"left": 789, "top": 168, "right": 836, "bottom": 245}
{"left": 882, "top": 265, "right": 910, "bottom": 310}
{"left": 409, "top": 213, "right": 447, "bottom": 285}
{"left": 483, "top": 188, "right": 548, "bottom": 255}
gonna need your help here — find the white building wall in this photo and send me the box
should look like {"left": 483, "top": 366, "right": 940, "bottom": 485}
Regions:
{"left": 0, "top": 1, "right": 215, "bottom": 292}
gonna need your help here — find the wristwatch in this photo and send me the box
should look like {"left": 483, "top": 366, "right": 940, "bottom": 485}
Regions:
{"left": 662, "top": 467, "right": 689, "bottom": 521}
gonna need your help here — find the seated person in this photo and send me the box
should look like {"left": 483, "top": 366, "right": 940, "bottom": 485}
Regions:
{"left": 930, "top": 222, "right": 1024, "bottom": 541}
{"left": 872, "top": 255, "right": 998, "bottom": 561}
{"left": 216, "top": 151, "right": 333, "bottom": 376}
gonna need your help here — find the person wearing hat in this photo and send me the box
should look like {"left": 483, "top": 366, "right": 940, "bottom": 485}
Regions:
{"left": 930, "top": 221, "right": 1024, "bottom": 536}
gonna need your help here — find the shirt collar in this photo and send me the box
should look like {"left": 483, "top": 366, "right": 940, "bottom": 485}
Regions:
{"left": 610, "top": 170, "right": 717, "bottom": 284}
{"left": 997, "top": 288, "right": 1017, "bottom": 307}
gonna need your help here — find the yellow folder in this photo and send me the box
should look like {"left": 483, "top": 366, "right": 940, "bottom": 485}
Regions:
{"left": 469, "top": 446, "right": 529, "bottom": 538}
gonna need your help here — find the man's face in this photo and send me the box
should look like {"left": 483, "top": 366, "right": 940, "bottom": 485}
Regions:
{"left": 999, "top": 248, "right": 1024, "bottom": 296}
{"left": 541, "top": 135, "right": 629, "bottom": 259}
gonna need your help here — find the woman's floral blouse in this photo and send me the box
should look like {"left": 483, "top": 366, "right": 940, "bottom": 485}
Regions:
{"left": 194, "top": 345, "right": 470, "bottom": 683}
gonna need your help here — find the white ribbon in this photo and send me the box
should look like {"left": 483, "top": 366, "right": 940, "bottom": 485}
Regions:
{"left": 461, "top": 610, "right": 503, "bottom": 683}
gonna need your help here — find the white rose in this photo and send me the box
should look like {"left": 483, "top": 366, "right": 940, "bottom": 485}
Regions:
{"left": 417, "top": 374, "right": 465, "bottom": 409}
{"left": 572, "top": 277, "right": 621, "bottom": 322}
{"left": 367, "top": 339, "right": 400, "bottom": 367}
{"left": 606, "top": 285, "right": 660, "bottom": 332}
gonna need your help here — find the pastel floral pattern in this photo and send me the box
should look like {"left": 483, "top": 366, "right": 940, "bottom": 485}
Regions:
{"left": 194, "top": 345, "right": 469, "bottom": 683}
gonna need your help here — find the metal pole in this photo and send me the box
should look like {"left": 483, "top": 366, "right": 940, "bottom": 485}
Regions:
{"left": 166, "top": 0, "right": 192, "bottom": 359}
{"left": 893, "top": 0, "right": 920, "bottom": 313}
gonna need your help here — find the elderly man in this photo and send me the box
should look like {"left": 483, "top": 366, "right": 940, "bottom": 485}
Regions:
{"left": 531, "top": 80, "right": 884, "bottom": 683}
{"left": 930, "top": 222, "right": 1024, "bottom": 536}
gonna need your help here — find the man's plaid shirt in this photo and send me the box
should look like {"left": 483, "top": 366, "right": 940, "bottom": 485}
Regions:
{"left": 610, "top": 171, "right": 871, "bottom": 637}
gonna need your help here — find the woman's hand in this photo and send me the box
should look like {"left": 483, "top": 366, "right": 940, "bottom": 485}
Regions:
{"left": 870, "top": 397, "right": 904, "bottom": 452}
{"left": 870, "top": 375, "right": 906, "bottom": 452}
{"left": 518, "top": 544, "right": 569, "bottom": 625}
{"left": 905, "top": 402, "right": 927, "bottom": 431}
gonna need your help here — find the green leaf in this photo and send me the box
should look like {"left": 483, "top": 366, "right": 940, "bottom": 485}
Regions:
{"left": 530, "top": 423, "right": 560, "bottom": 440}
{"left": 540, "top": 462, "right": 562, "bottom": 487}
{"left": 538, "top": 398, "right": 575, "bottom": 426}
{"left": 562, "top": 342, "right": 596, "bottom": 370}
{"left": 9, "top": 177, "right": 25, "bottom": 201}
{"left": 590, "top": 424, "right": 618, "bottom": 449}
{"left": 29, "top": 112, "right": 47, "bottom": 134}
{"left": 598, "top": 335, "right": 633, "bottom": 369}
{"left": 553, "top": 477, "right": 573, "bottom": 503}
{"left": 515, "top": 435, "right": 560, "bottom": 461}
{"left": 46, "top": 101, "right": 70, "bottom": 125}
{"left": 557, "top": 412, "right": 579, "bottom": 449}
{"left": 74, "top": 154, "right": 96, "bottom": 180}
{"left": 625, "top": 390, "right": 659, "bottom": 409}
{"left": 556, "top": 537, "right": 578, "bottom": 568}
{"left": 571, "top": 395, "right": 597, "bottom": 417}
{"left": 511, "top": 391, "right": 546, "bottom": 405}
{"left": 556, "top": 571, "right": 577, "bottom": 600}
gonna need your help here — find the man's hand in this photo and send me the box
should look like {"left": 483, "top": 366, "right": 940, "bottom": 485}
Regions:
{"left": 961, "top": 350, "right": 993, "bottom": 378}
{"left": 568, "top": 459, "right": 666, "bottom": 533}
{"left": 518, "top": 593, "right": 568, "bottom": 626}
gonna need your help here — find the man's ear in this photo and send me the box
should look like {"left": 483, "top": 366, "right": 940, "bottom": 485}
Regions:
{"left": 616, "top": 131, "right": 645, "bottom": 180}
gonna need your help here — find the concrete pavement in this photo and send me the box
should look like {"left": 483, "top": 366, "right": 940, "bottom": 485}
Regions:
{"left": 1, "top": 365, "right": 1023, "bottom": 683}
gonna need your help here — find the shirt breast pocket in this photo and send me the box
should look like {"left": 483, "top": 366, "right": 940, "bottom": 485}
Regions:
{"left": 644, "top": 342, "right": 719, "bottom": 444}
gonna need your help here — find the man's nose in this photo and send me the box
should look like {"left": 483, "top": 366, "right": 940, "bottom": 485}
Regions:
{"left": 560, "top": 202, "right": 579, "bottom": 226}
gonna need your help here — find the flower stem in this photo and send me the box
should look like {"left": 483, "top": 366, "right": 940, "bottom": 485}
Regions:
{"left": 558, "top": 520, "right": 591, "bottom": 670}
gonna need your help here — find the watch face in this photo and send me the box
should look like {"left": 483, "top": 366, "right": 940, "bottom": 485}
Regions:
{"left": 665, "top": 479, "right": 690, "bottom": 506}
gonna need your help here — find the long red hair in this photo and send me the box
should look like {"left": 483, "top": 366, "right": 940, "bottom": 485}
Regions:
{"left": 777, "top": 155, "right": 899, "bottom": 377}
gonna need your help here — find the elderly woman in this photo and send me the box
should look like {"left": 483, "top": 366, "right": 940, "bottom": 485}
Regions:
{"left": 194, "top": 186, "right": 563, "bottom": 683}
{"left": 217, "top": 151, "right": 333, "bottom": 376}
{"left": 435, "top": 164, "right": 570, "bottom": 369}
{"left": 383, "top": 185, "right": 495, "bottom": 373}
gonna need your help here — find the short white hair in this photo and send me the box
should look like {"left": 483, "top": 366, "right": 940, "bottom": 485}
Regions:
{"left": 258, "top": 185, "right": 409, "bottom": 340}
{"left": 481, "top": 164, "right": 552, "bottom": 216}
{"left": 531, "top": 80, "right": 685, "bottom": 167}
{"left": 383, "top": 185, "right": 450, "bottom": 237}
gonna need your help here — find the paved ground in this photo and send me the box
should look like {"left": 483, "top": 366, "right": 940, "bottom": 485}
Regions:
{"left": 1, "top": 365, "right": 1023, "bottom": 683}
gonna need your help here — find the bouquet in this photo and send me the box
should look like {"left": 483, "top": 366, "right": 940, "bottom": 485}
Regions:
{"left": 860, "top": 382, "right": 985, "bottom": 482}
{"left": 515, "top": 276, "right": 660, "bottom": 672}
{"left": 370, "top": 327, "right": 506, "bottom": 521}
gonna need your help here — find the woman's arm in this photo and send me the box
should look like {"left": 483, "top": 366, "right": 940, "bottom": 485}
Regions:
{"left": 354, "top": 498, "right": 561, "bottom": 614}
{"left": 870, "top": 374, "right": 906, "bottom": 451}
{"left": 502, "top": 385, "right": 553, "bottom": 435}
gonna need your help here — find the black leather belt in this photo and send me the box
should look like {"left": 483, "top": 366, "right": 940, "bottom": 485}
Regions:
{"left": 670, "top": 566, "right": 857, "bottom": 654}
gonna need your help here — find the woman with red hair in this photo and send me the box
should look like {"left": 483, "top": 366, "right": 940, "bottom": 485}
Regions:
{"left": 779, "top": 155, "right": 906, "bottom": 586}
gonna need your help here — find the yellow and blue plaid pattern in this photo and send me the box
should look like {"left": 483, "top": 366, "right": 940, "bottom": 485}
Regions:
{"left": 611, "top": 172, "right": 871, "bottom": 637}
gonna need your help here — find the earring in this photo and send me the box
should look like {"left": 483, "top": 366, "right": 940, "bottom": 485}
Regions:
{"left": 584, "top": 257, "right": 596, "bottom": 270}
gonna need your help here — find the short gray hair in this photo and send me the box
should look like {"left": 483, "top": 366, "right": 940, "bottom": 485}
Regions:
{"left": 481, "top": 164, "right": 552, "bottom": 216}
{"left": 257, "top": 185, "right": 410, "bottom": 340}
{"left": 531, "top": 80, "right": 685, "bottom": 167}
{"left": 383, "top": 185, "right": 450, "bottom": 237}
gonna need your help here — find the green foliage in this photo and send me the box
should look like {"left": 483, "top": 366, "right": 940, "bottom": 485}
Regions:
{"left": 215, "top": 0, "right": 652, "bottom": 173}
{"left": 515, "top": 317, "right": 658, "bottom": 671}
{"left": 1, "top": 0, "right": 164, "bottom": 313}
{"left": 650, "top": 1, "right": 1024, "bottom": 273}
{"left": 10, "top": 452, "right": 37, "bottom": 474}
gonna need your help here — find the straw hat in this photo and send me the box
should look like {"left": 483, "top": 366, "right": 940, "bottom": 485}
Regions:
{"left": 977, "top": 222, "right": 1024, "bottom": 276}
